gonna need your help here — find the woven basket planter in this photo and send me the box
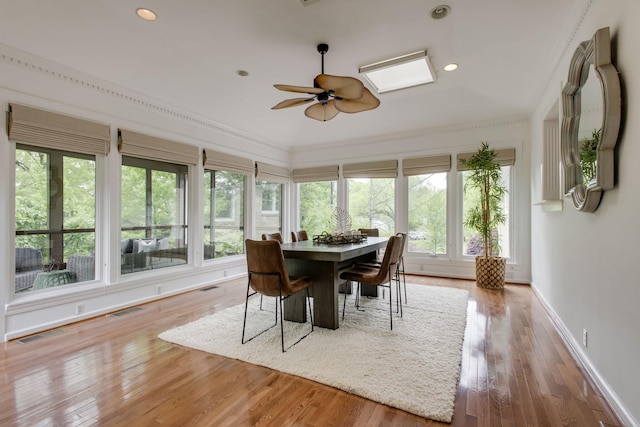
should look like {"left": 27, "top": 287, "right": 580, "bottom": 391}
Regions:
{"left": 475, "top": 256, "right": 506, "bottom": 290}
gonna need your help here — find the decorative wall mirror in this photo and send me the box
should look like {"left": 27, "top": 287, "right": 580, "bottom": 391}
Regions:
{"left": 561, "top": 27, "right": 621, "bottom": 212}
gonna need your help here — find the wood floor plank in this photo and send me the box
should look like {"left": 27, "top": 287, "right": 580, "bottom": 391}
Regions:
{"left": 0, "top": 275, "right": 624, "bottom": 426}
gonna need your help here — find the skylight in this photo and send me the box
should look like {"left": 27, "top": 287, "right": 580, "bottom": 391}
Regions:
{"left": 359, "top": 51, "right": 436, "bottom": 94}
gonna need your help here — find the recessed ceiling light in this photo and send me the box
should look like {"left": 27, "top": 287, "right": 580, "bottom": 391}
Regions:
{"left": 136, "top": 8, "right": 157, "bottom": 21}
{"left": 430, "top": 5, "right": 451, "bottom": 20}
{"left": 444, "top": 63, "right": 458, "bottom": 71}
{"left": 359, "top": 51, "right": 436, "bottom": 94}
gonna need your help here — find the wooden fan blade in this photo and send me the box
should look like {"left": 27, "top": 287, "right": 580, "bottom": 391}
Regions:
{"left": 314, "top": 74, "right": 364, "bottom": 100}
{"left": 334, "top": 88, "right": 380, "bottom": 113}
{"left": 304, "top": 101, "right": 340, "bottom": 122}
{"left": 271, "top": 97, "right": 315, "bottom": 110}
{"left": 274, "top": 84, "right": 325, "bottom": 95}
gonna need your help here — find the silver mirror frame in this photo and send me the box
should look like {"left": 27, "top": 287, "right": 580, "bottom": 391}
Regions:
{"left": 561, "top": 27, "right": 621, "bottom": 212}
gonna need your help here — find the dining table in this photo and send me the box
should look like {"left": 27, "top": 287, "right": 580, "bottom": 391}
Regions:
{"left": 281, "top": 236, "right": 388, "bottom": 329}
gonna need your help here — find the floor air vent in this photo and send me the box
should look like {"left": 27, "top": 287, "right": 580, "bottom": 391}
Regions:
{"left": 17, "top": 328, "right": 64, "bottom": 344}
{"left": 200, "top": 285, "right": 219, "bottom": 291}
{"left": 108, "top": 307, "right": 143, "bottom": 317}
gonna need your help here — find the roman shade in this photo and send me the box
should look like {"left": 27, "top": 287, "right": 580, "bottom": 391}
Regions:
{"left": 292, "top": 165, "right": 339, "bottom": 183}
{"left": 255, "top": 161, "right": 290, "bottom": 183}
{"left": 456, "top": 148, "right": 516, "bottom": 171}
{"left": 342, "top": 160, "right": 398, "bottom": 179}
{"left": 203, "top": 149, "right": 254, "bottom": 176}
{"left": 7, "top": 103, "right": 110, "bottom": 156}
{"left": 118, "top": 129, "right": 199, "bottom": 165}
{"left": 402, "top": 154, "right": 451, "bottom": 176}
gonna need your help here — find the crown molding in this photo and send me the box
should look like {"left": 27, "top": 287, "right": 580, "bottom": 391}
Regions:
{"left": 290, "top": 116, "right": 529, "bottom": 155}
{"left": 558, "top": 0, "right": 595, "bottom": 64}
{"left": 0, "top": 43, "right": 288, "bottom": 153}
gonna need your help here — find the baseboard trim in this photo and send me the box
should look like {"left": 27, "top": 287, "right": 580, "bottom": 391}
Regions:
{"left": 530, "top": 282, "right": 638, "bottom": 427}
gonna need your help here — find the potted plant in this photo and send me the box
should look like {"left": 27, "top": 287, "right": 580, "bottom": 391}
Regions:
{"left": 580, "top": 128, "right": 601, "bottom": 184}
{"left": 462, "top": 142, "right": 508, "bottom": 289}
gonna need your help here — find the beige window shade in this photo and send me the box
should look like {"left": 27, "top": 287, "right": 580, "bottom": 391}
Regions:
{"left": 118, "top": 129, "right": 199, "bottom": 165}
{"left": 203, "top": 149, "right": 254, "bottom": 175}
{"left": 8, "top": 103, "right": 110, "bottom": 156}
{"left": 343, "top": 160, "right": 398, "bottom": 179}
{"left": 457, "top": 148, "right": 516, "bottom": 171}
{"left": 402, "top": 154, "right": 451, "bottom": 176}
{"left": 255, "top": 161, "right": 290, "bottom": 183}
{"left": 292, "top": 165, "right": 339, "bottom": 183}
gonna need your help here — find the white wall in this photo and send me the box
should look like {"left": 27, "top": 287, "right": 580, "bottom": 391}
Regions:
{"left": 530, "top": 0, "right": 639, "bottom": 424}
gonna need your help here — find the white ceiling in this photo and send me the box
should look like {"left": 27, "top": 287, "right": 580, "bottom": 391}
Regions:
{"left": 0, "top": 0, "right": 579, "bottom": 149}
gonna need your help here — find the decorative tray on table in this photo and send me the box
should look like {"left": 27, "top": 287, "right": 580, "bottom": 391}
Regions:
{"left": 313, "top": 231, "right": 368, "bottom": 245}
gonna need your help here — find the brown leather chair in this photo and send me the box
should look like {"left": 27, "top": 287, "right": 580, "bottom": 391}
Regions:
{"left": 291, "top": 230, "right": 309, "bottom": 242}
{"left": 357, "top": 228, "right": 381, "bottom": 262}
{"left": 261, "top": 232, "right": 283, "bottom": 244}
{"left": 243, "top": 239, "right": 314, "bottom": 352}
{"left": 259, "top": 233, "right": 284, "bottom": 308}
{"left": 339, "top": 235, "right": 403, "bottom": 329}
{"left": 394, "top": 232, "right": 407, "bottom": 304}
{"left": 357, "top": 228, "right": 379, "bottom": 237}
{"left": 357, "top": 232, "right": 407, "bottom": 305}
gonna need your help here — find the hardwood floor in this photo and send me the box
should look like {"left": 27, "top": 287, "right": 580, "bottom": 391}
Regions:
{"left": 0, "top": 276, "right": 623, "bottom": 426}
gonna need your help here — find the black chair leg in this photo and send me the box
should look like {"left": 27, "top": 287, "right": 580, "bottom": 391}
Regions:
{"left": 278, "top": 292, "right": 285, "bottom": 353}
{"left": 307, "top": 288, "right": 314, "bottom": 331}
{"left": 400, "top": 257, "right": 407, "bottom": 304}
{"left": 241, "top": 279, "right": 252, "bottom": 344}
{"left": 342, "top": 281, "right": 348, "bottom": 320}
{"left": 388, "top": 279, "right": 393, "bottom": 330}
{"left": 355, "top": 282, "right": 365, "bottom": 311}
{"left": 242, "top": 275, "right": 278, "bottom": 346}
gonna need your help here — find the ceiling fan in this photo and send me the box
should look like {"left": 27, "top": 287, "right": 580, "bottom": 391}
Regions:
{"left": 271, "top": 43, "right": 380, "bottom": 121}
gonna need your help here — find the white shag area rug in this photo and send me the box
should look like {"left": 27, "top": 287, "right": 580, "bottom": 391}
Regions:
{"left": 159, "top": 284, "right": 469, "bottom": 423}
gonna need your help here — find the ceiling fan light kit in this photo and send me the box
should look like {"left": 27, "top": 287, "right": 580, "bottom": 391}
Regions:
{"left": 271, "top": 43, "right": 380, "bottom": 121}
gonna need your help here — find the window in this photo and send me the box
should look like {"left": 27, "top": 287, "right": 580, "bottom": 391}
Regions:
{"left": 299, "top": 181, "right": 337, "bottom": 236}
{"left": 347, "top": 178, "right": 395, "bottom": 236}
{"left": 407, "top": 172, "right": 447, "bottom": 255}
{"left": 261, "top": 185, "right": 280, "bottom": 213}
{"left": 120, "top": 156, "right": 188, "bottom": 274}
{"left": 15, "top": 145, "right": 96, "bottom": 292}
{"left": 462, "top": 166, "right": 511, "bottom": 258}
{"left": 204, "top": 170, "right": 245, "bottom": 259}
{"left": 255, "top": 181, "right": 282, "bottom": 236}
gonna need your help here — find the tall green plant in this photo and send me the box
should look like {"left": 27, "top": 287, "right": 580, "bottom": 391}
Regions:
{"left": 462, "top": 142, "right": 507, "bottom": 258}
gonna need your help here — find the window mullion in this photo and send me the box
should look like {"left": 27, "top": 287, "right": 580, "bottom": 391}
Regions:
{"left": 145, "top": 169, "right": 152, "bottom": 239}
{"left": 49, "top": 152, "right": 64, "bottom": 265}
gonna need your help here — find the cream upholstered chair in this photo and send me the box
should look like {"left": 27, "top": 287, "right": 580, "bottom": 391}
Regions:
{"left": 242, "top": 239, "right": 314, "bottom": 352}
{"left": 291, "top": 230, "right": 309, "bottom": 242}
{"left": 339, "top": 235, "right": 403, "bottom": 329}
